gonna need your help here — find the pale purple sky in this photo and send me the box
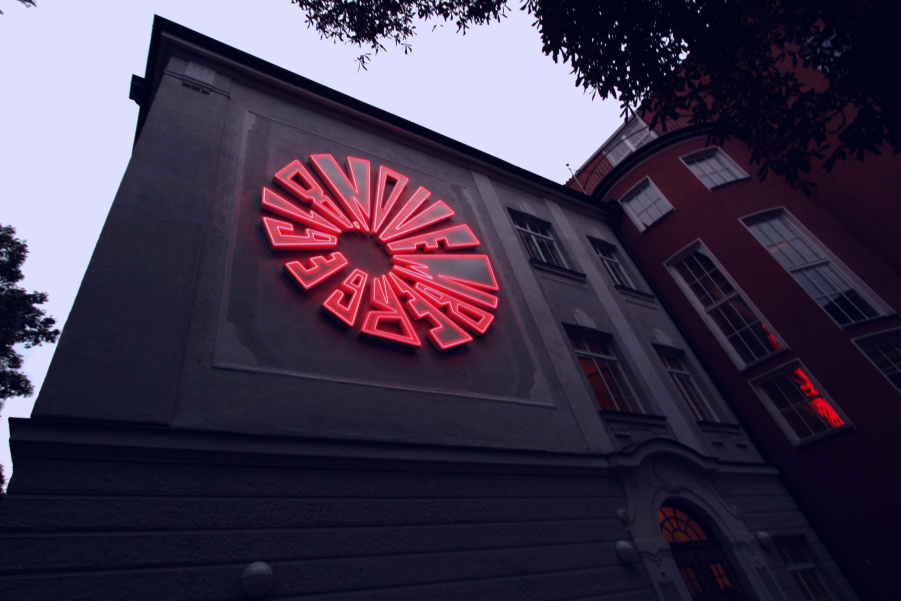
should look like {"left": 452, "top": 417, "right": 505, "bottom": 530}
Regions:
{"left": 0, "top": 0, "right": 622, "bottom": 482}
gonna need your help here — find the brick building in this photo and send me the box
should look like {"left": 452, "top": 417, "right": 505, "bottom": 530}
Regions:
{"left": 570, "top": 111, "right": 901, "bottom": 600}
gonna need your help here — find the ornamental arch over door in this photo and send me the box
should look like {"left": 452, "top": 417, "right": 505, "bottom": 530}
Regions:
{"left": 618, "top": 452, "right": 787, "bottom": 601}
{"left": 660, "top": 502, "right": 750, "bottom": 601}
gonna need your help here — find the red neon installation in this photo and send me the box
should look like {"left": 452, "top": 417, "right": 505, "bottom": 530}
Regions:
{"left": 391, "top": 254, "right": 500, "bottom": 309}
{"left": 261, "top": 187, "right": 342, "bottom": 235}
{"left": 378, "top": 186, "right": 455, "bottom": 243}
{"left": 388, "top": 272, "right": 473, "bottom": 350}
{"left": 284, "top": 252, "right": 349, "bottom": 290}
{"left": 311, "top": 154, "right": 372, "bottom": 233}
{"left": 262, "top": 217, "right": 338, "bottom": 250}
{"left": 360, "top": 275, "right": 422, "bottom": 346}
{"left": 263, "top": 154, "right": 501, "bottom": 351}
{"left": 274, "top": 159, "right": 355, "bottom": 231}
{"left": 415, "top": 283, "right": 495, "bottom": 334}
{"left": 790, "top": 368, "right": 845, "bottom": 428}
{"left": 386, "top": 224, "right": 481, "bottom": 254}
{"left": 371, "top": 166, "right": 409, "bottom": 235}
{"left": 323, "top": 268, "right": 369, "bottom": 327}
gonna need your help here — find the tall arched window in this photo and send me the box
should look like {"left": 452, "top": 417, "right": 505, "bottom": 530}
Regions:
{"left": 659, "top": 504, "right": 749, "bottom": 600}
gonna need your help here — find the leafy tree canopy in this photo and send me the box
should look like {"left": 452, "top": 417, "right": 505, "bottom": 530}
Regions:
{"left": 0, "top": 225, "right": 58, "bottom": 401}
{"left": 0, "top": 1, "right": 36, "bottom": 15}
{"left": 290, "top": 0, "right": 900, "bottom": 192}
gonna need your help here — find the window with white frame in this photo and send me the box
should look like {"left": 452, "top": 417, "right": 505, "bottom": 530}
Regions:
{"left": 774, "top": 536, "right": 837, "bottom": 601}
{"left": 752, "top": 362, "right": 847, "bottom": 443}
{"left": 509, "top": 211, "right": 569, "bottom": 269}
{"left": 568, "top": 331, "right": 642, "bottom": 413}
{"left": 605, "top": 117, "right": 657, "bottom": 166}
{"left": 669, "top": 245, "right": 783, "bottom": 368}
{"left": 590, "top": 238, "right": 636, "bottom": 289}
{"left": 620, "top": 179, "right": 674, "bottom": 232}
{"left": 681, "top": 148, "right": 748, "bottom": 189}
{"left": 855, "top": 330, "right": 901, "bottom": 393}
{"left": 743, "top": 211, "right": 884, "bottom": 327}
{"left": 656, "top": 348, "right": 716, "bottom": 422}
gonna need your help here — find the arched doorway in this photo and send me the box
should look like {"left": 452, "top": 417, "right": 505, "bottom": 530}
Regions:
{"left": 659, "top": 504, "right": 750, "bottom": 600}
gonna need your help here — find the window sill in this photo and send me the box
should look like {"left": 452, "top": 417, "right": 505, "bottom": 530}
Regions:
{"left": 708, "top": 176, "right": 751, "bottom": 191}
{"left": 738, "top": 347, "right": 791, "bottom": 373}
{"left": 697, "top": 421, "right": 742, "bottom": 435}
{"left": 839, "top": 313, "right": 899, "bottom": 331}
{"left": 599, "top": 410, "right": 668, "bottom": 427}
{"left": 600, "top": 410, "right": 670, "bottom": 443}
{"left": 794, "top": 423, "right": 855, "bottom": 448}
{"left": 633, "top": 207, "right": 674, "bottom": 235}
{"left": 615, "top": 285, "right": 656, "bottom": 301}
{"left": 529, "top": 259, "right": 587, "bottom": 281}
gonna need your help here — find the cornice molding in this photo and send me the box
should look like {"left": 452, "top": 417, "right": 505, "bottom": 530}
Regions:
{"left": 590, "top": 123, "right": 718, "bottom": 201}
{"left": 135, "top": 17, "right": 597, "bottom": 213}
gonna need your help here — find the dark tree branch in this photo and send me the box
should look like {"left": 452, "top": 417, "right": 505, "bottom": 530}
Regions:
{"left": 0, "top": 225, "right": 59, "bottom": 401}
{"left": 290, "top": 0, "right": 901, "bottom": 194}
{"left": 0, "top": 1, "right": 37, "bottom": 15}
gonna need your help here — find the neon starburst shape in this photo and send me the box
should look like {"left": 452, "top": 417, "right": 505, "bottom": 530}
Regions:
{"left": 259, "top": 154, "right": 499, "bottom": 351}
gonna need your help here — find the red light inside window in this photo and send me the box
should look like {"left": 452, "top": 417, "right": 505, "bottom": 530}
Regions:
{"left": 791, "top": 368, "right": 819, "bottom": 397}
{"left": 791, "top": 368, "right": 845, "bottom": 428}
{"left": 762, "top": 324, "right": 781, "bottom": 350}
{"left": 810, "top": 397, "right": 845, "bottom": 427}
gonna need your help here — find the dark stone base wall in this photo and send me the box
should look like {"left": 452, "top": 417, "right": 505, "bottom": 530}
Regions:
{"left": 0, "top": 447, "right": 655, "bottom": 600}
{"left": 715, "top": 476, "right": 861, "bottom": 601}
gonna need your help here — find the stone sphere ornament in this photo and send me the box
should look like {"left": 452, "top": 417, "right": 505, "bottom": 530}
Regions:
{"left": 241, "top": 561, "right": 274, "bottom": 598}
{"left": 615, "top": 540, "right": 640, "bottom": 564}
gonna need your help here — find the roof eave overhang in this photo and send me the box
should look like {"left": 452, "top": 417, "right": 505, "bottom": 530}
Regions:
{"left": 132, "top": 16, "right": 598, "bottom": 212}
{"left": 590, "top": 122, "right": 718, "bottom": 201}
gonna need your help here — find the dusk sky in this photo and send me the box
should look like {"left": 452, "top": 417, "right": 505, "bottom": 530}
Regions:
{"left": 0, "top": 0, "right": 624, "bottom": 480}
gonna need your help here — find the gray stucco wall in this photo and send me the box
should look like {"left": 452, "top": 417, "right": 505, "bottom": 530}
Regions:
{"left": 33, "top": 53, "right": 608, "bottom": 455}
{"left": 30, "top": 51, "right": 760, "bottom": 463}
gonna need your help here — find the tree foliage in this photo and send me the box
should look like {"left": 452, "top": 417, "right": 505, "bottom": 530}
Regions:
{"left": 0, "top": 225, "right": 58, "bottom": 401}
{"left": 0, "top": 1, "right": 37, "bottom": 15}
{"left": 290, "top": 0, "right": 900, "bottom": 192}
